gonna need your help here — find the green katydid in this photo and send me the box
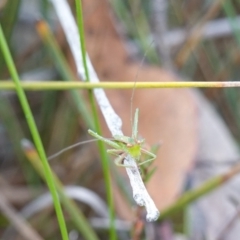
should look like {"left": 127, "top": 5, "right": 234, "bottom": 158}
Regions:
{"left": 88, "top": 108, "right": 156, "bottom": 168}
{"left": 49, "top": 108, "right": 157, "bottom": 168}
{"left": 48, "top": 41, "right": 157, "bottom": 167}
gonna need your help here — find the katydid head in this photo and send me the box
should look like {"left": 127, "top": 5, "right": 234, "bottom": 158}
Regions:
{"left": 114, "top": 134, "right": 144, "bottom": 146}
{"left": 137, "top": 138, "right": 145, "bottom": 145}
{"left": 126, "top": 137, "right": 145, "bottom": 147}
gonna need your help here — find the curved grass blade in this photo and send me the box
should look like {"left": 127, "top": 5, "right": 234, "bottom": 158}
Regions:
{"left": 0, "top": 24, "right": 69, "bottom": 240}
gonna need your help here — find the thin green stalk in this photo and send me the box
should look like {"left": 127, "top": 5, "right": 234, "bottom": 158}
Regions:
{"left": 0, "top": 25, "right": 69, "bottom": 240}
{"left": 0, "top": 95, "right": 40, "bottom": 185}
{"left": 0, "top": 0, "right": 20, "bottom": 76}
{"left": 0, "top": 0, "right": 20, "bottom": 43}
{"left": 22, "top": 139, "right": 99, "bottom": 240}
{"left": 159, "top": 163, "right": 240, "bottom": 220}
{"left": 222, "top": 1, "right": 240, "bottom": 47}
{"left": 40, "top": 0, "right": 50, "bottom": 21}
{"left": 0, "top": 80, "right": 240, "bottom": 90}
{"left": 75, "top": 0, "right": 89, "bottom": 81}
{"left": 36, "top": 20, "right": 94, "bottom": 128}
{"left": 75, "top": 1, "right": 117, "bottom": 239}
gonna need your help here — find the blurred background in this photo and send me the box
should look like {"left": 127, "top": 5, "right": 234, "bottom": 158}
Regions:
{"left": 1, "top": 0, "right": 240, "bottom": 239}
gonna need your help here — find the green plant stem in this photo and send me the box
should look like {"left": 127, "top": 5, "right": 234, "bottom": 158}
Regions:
{"left": 222, "top": 1, "right": 240, "bottom": 46}
{"left": 75, "top": 0, "right": 89, "bottom": 81}
{"left": 0, "top": 95, "right": 38, "bottom": 184}
{"left": 75, "top": 1, "right": 116, "bottom": 239}
{"left": 88, "top": 87, "right": 117, "bottom": 239}
{"left": 159, "top": 163, "right": 240, "bottom": 220}
{"left": 0, "top": 25, "right": 69, "bottom": 240}
{"left": 0, "top": 81, "right": 240, "bottom": 90}
{"left": 36, "top": 20, "right": 94, "bottom": 128}
{"left": 0, "top": 0, "right": 20, "bottom": 76}
{"left": 0, "top": 192, "right": 44, "bottom": 240}
{"left": 22, "top": 140, "right": 99, "bottom": 240}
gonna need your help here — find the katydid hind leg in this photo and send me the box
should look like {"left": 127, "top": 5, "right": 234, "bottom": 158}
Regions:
{"left": 138, "top": 148, "right": 156, "bottom": 166}
{"left": 107, "top": 149, "right": 123, "bottom": 157}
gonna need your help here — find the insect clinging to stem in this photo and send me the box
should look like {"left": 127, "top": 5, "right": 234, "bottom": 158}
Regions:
{"left": 88, "top": 40, "right": 157, "bottom": 168}
{"left": 88, "top": 107, "right": 156, "bottom": 168}
{"left": 48, "top": 42, "right": 157, "bottom": 168}
{"left": 48, "top": 107, "right": 157, "bottom": 167}
{"left": 49, "top": 107, "right": 157, "bottom": 167}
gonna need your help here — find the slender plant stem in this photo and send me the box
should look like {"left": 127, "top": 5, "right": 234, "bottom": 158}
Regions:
{"left": 0, "top": 81, "right": 240, "bottom": 90}
{"left": 159, "top": 163, "right": 240, "bottom": 220}
{"left": 0, "top": 193, "right": 44, "bottom": 240}
{"left": 0, "top": 25, "right": 69, "bottom": 240}
{"left": 75, "top": 1, "right": 117, "bottom": 239}
{"left": 35, "top": 19, "right": 94, "bottom": 128}
{"left": 75, "top": 0, "right": 89, "bottom": 81}
{"left": 22, "top": 139, "right": 99, "bottom": 240}
{"left": 0, "top": 0, "right": 20, "bottom": 74}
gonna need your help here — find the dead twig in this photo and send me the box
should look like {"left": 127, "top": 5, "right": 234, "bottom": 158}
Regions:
{"left": 0, "top": 193, "right": 44, "bottom": 240}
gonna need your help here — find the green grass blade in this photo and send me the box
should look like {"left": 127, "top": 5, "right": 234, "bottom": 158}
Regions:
{"left": 0, "top": 0, "right": 20, "bottom": 76}
{"left": 22, "top": 139, "right": 99, "bottom": 240}
{"left": 222, "top": 1, "right": 240, "bottom": 47}
{"left": 0, "top": 24, "right": 69, "bottom": 240}
{"left": 36, "top": 20, "right": 94, "bottom": 128}
{"left": 75, "top": 0, "right": 89, "bottom": 81}
{"left": 159, "top": 163, "right": 240, "bottom": 220}
{"left": 0, "top": 95, "right": 41, "bottom": 185}
{"left": 1, "top": 80, "right": 240, "bottom": 90}
{"left": 75, "top": 1, "right": 117, "bottom": 239}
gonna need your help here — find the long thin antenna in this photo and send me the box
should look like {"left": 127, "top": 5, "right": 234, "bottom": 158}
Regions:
{"left": 48, "top": 138, "right": 99, "bottom": 160}
{"left": 48, "top": 136, "right": 115, "bottom": 160}
{"left": 130, "top": 40, "right": 155, "bottom": 132}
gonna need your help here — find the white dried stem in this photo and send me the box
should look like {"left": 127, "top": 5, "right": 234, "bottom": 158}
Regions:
{"left": 51, "top": 0, "right": 159, "bottom": 221}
